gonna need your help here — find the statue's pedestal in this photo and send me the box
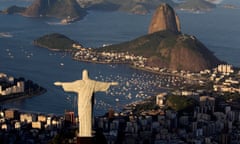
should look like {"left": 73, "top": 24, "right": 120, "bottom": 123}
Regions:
{"left": 77, "top": 136, "right": 93, "bottom": 144}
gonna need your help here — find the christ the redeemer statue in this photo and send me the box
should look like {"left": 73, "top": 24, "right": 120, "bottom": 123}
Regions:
{"left": 54, "top": 69, "right": 118, "bottom": 138}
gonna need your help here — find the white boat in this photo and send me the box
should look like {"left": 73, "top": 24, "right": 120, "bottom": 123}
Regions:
{"left": 0, "top": 32, "right": 13, "bottom": 38}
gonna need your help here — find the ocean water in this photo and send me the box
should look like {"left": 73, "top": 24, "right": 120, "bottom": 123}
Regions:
{"left": 178, "top": 8, "right": 240, "bottom": 66}
{"left": 0, "top": 0, "right": 239, "bottom": 116}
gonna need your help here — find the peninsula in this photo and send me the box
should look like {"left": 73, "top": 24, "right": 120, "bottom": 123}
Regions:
{"left": 0, "top": 73, "right": 46, "bottom": 103}
{"left": 94, "top": 3, "right": 221, "bottom": 72}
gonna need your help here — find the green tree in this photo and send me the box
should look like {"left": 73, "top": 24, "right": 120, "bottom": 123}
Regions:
{"left": 166, "top": 95, "right": 197, "bottom": 112}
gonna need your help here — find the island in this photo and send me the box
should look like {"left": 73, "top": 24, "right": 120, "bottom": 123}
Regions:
{"left": 0, "top": 5, "right": 26, "bottom": 14}
{"left": 0, "top": 0, "right": 87, "bottom": 24}
{"left": 33, "top": 33, "right": 83, "bottom": 51}
{"left": 0, "top": 73, "right": 46, "bottom": 103}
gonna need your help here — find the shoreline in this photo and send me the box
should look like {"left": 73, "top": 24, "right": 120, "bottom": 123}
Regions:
{"left": 0, "top": 88, "right": 46, "bottom": 104}
{"left": 72, "top": 57, "right": 188, "bottom": 79}
{"left": 72, "top": 57, "right": 129, "bottom": 65}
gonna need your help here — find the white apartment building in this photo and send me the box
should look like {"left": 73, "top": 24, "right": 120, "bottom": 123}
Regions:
{"left": 0, "top": 81, "right": 24, "bottom": 95}
{"left": 20, "top": 113, "right": 37, "bottom": 123}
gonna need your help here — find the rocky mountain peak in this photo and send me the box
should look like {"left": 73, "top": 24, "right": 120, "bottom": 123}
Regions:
{"left": 148, "top": 3, "right": 181, "bottom": 34}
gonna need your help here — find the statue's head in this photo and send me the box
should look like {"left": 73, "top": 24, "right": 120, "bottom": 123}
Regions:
{"left": 82, "top": 69, "right": 89, "bottom": 80}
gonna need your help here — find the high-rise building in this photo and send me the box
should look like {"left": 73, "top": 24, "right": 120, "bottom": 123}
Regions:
{"left": 156, "top": 93, "right": 167, "bottom": 108}
{"left": 38, "top": 115, "right": 47, "bottom": 123}
{"left": 20, "top": 113, "right": 37, "bottom": 123}
{"left": 64, "top": 110, "right": 75, "bottom": 125}
{"left": 217, "top": 64, "right": 233, "bottom": 74}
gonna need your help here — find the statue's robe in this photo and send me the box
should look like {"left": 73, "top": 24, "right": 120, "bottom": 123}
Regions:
{"left": 58, "top": 79, "right": 113, "bottom": 137}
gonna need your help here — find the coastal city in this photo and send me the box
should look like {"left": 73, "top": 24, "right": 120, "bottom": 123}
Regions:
{"left": 70, "top": 46, "right": 240, "bottom": 144}
{"left": 1, "top": 0, "right": 240, "bottom": 143}
{"left": 0, "top": 46, "right": 239, "bottom": 143}
{"left": 73, "top": 45, "right": 148, "bottom": 66}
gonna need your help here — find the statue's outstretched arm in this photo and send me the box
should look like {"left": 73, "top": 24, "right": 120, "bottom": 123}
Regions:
{"left": 54, "top": 80, "right": 82, "bottom": 93}
{"left": 54, "top": 82, "right": 62, "bottom": 86}
{"left": 94, "top": 81, "right": 118, "bottom": 92}
{"left": 111, "top": 82, "right": 118, "bottom": 86}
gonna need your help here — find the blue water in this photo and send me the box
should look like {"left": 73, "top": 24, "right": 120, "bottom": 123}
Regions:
{"left": 178, "top": 8, "right": 240, "bottom": 66}
{"left": 0, "top": 0, "right": 239, "bottom": 116}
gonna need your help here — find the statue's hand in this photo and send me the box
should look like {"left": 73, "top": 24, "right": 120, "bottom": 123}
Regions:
{"left": 111, "top": 82, "right": 118, "bottom": 86}
{"left": 54, "top": 82, "right": 62, "bottom": 86}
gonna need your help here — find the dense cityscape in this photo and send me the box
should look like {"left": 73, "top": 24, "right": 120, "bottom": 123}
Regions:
{"left": 0, "top": 52, "right": 239, "bottom": 143}
{"left": 0, "top": 0, "right": 240, "bottom": 144}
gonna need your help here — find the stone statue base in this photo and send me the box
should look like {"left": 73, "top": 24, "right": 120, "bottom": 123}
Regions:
{"left": 77, "top": 136, "right": 93, "bottom": 144}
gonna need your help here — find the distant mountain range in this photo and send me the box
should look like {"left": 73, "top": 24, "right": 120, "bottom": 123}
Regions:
{"left": 76, "top": 0, "right": 218, "bottom": 13}
{"left": 77, "top": 0, "right": 176, "bottom": 14}
{"left": 0, "top": 0, "right": 219, "bottom": 21}
{"left": 176, "top": 0, "right": 216, "bottom": 12}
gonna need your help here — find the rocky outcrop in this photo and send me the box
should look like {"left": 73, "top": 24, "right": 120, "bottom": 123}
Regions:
{"left": 22, "top": 0, "right": 87, "bottom": 19}
{"left": 148, "top": 3, "right": 181, "bottom": 34}
{"left": 22, "top": 0, "right": 49, "bottom": 17}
